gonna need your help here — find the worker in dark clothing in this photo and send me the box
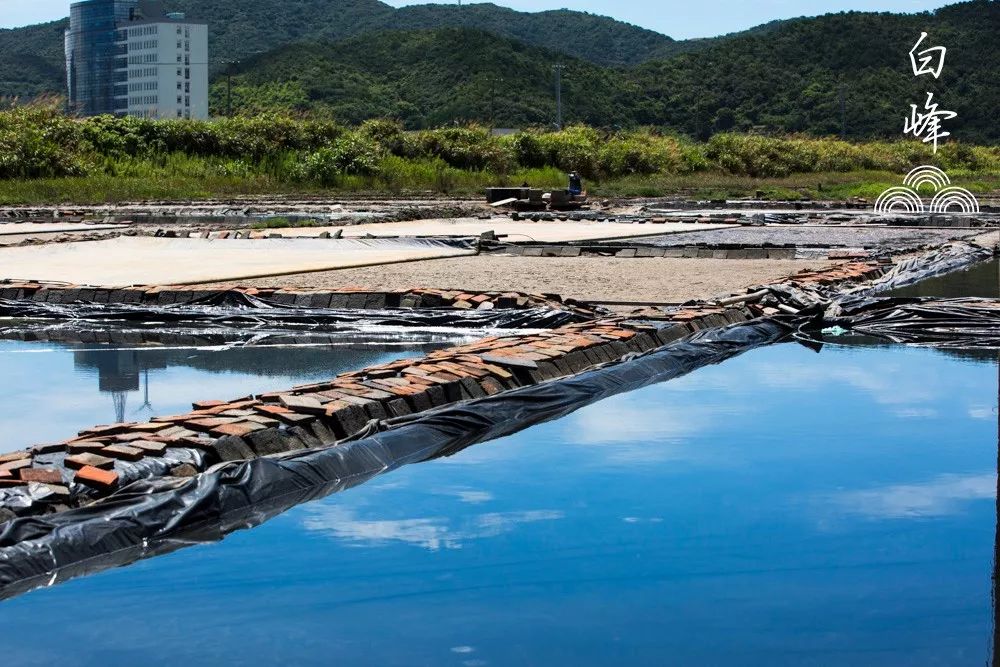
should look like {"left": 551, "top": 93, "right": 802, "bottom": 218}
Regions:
{"left": 567, "top": 171, "right": 583, "bottom": 195}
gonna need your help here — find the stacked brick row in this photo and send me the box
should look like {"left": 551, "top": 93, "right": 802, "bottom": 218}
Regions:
{"left": 776, "top": 260, "right": 888, "bottom": 286}
{"left": 0, "top": 308, "right": 755, "bottom": 516}
{"left": 0, "top": 280, "right": 592, "bottom": 315}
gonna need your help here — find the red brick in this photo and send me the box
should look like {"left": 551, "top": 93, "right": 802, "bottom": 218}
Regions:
{"left": 19, "top": 468, "right": 64, "bottom": 485}
{"left": 131, "top": 440, "right": 168, "bottom": 456}
{"left": 0, "top": 458, "right": 33, "bottom": 477}
{"left": 102, "top": 444, "right": 145, "bottom": 462}
{"left": 479, "top": 353, "right": 539, "bottom": 369}
{"left": 278, "top": 394, "right": 323, "bottom": 411}
{"left": 128, "top": 422, "right": 172, "bottom": 432}
{"left": 67, "top": 440, "right": 111, "bottom": 454}
{"left": 75, "top": 465, "right": 119, "bottom": 490}
{"left": 192, "top": 399, "right": 227, "bottom": 409}
{"left": 78, "top": 422, "right": 134, "bottom": 436}
{"left": 210, "top": 421, "right": 266, "bottom": 438}
{"left": 0, "top": 451, "right": 31, "bottom": 465}
{"left": 65, "top": 453, "right": 115, "bottom": 470}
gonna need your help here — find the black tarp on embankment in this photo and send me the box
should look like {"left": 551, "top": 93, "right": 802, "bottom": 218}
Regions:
{"left": 810, "top": 245, "right": 1000, "bottom": 348}
{"left": 0, "top": 290, "right": 587, "bottom": 330}
{"left": 0, "top": 318, "right": 791, "bottom": 601}
{"left": 818, "top": 297, "right": 1000, "bottom": 348}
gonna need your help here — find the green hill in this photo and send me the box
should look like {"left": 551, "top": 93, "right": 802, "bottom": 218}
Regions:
{"left": 215, "top": 28, "right": 642, "bottom": 128}
{"left": 628, "top": 0, "right": 1000, "bottom": 141}
{"left": 0, "top": 0, "right": 676, "bottom": 98}
{"left": 2, "top": 0, "right": 998, "bottom": 142}
{"left": 0, "top": 19, "right": 69, "bottom": 99}
{"left": 218, "top": 2, "right": 1000, "bottom": 142}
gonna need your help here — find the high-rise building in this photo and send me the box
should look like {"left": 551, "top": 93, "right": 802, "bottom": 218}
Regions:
{"left": 64, "top": 0, "right": 208, "bottom": 119}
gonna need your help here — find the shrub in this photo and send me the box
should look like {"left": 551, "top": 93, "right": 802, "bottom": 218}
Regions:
{"left": 411, "top": 126, "right": 514, "bottom": 172}
{"left": 297, "top": 132, "right": 382, "bottom": 184}
{"left": 0, "top": 105, "right": 91, "bottom": 178}
{"left": 536, "top": 126, "right": 601, "bottom": 178}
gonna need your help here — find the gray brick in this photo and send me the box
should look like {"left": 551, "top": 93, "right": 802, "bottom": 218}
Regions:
{"left": 210, "top": 435, "right": 255, "bottom": 462}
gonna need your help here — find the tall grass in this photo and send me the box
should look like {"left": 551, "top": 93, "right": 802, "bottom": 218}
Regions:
{"left": 1, "top": 104, "right": 998, "bottom": 203}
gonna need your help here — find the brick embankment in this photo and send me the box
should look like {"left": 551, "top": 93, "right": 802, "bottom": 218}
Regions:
{"left": 0, "top": 280, "right": 595, "bottom": 316}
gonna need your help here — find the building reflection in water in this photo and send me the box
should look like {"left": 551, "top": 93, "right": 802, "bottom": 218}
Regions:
{"left": 74, "top": 349, "right": 162, "bottom": 422}
{"left": 68, "top": 337, "right": 452, "bottom": 424}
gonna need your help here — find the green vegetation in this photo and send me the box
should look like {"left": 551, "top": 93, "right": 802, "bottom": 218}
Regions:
{"left": 4, "top": 1, "right": 998, "bottom": 142}
{"left": 217, "top": 2, "right": 1000, "bottom": 141}
{"left": 1, "top": 106, "right": 998, "bottom": 204}
{"left": 0, "top": 0, "right": 682, "bottom": 99}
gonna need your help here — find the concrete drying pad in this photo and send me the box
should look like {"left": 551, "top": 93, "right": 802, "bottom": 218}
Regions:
{"left": 257, "top": 217, "right": 734, "bottom": 243}
{"left": 0, "top": 236, "right": 475, "bottom": 285}
{"left": 208, "top": 255, "right": 834, "bottom": 307}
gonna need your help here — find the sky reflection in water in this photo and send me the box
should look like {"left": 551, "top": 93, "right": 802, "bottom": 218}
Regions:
{"left": 0, "top": 336, "right": 996, "bottom": 666}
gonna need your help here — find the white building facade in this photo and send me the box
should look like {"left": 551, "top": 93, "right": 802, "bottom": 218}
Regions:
{"left": 119, "top": 17, "right": 208, "bottom": 119}
{"left": 65, "top": 0, "right": 208, "bottom": 120}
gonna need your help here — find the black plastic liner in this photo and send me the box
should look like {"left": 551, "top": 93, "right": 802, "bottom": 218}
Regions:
{"left": 817, "top": 297, "right": 1000, "bottom": 348}
{"left": 0, "top": 318, "right": 790, "bottom": 601}
{"left": 758, "top": 242, "right": 995, "bottom": 314}
{"left": 844, "top": 242, "right": 994, "bottom": 299}
{"left": 802, "top": 244, "right": 1000, "bottom": 349}
{"left": 0, "top": 291, "right": 584, "bottom": 330}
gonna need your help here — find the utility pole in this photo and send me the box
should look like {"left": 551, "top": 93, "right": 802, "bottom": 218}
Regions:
{"left": 839, "top": 84, "right": 847, "bottom": 139}
{"left": 489, "top": 76, "right": 503, "bottom": 130}
{"left": 226, "top": 60, "right": 234, "bottom": 117}
{"left": 553, "top": 64, "right": 565, "bottom": 130}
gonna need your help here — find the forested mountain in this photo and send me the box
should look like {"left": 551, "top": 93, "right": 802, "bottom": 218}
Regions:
{"left": 0, "top": 0, "right": 678, "bottom": 98}
{"left": 214, "top": 28, "right": 643, "bottom": 128}
{"left": 2, "top": 0, "right": 998, "bottom": 141}
{"left": 628, "top": 1, "right": 1000, "bottom": 140}
{"left": 0, "top": 20, "right": 68, "bottom": 99}
{"left": 218, "top": 1, "right": 1000, "bottom": 141}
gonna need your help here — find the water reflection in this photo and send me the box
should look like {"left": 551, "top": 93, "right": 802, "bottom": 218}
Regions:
{"left": 890, "top": 258, "right": 999, "bottom": 298}
{"left": 0, "top": 331, "right": 459, "bottom": 451}
{"left": 0, "top": 331, "right": 997, "bottom": 664}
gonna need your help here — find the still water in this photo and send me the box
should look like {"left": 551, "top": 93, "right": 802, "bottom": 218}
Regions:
{"left": 0, "top": 332, "right": 461, "bottom": 453}
{"left": 890, "top": 257, "right": 999, "bottom": 299}
{"left": 0, "top": 336, "right": 995, "bottom": 665}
